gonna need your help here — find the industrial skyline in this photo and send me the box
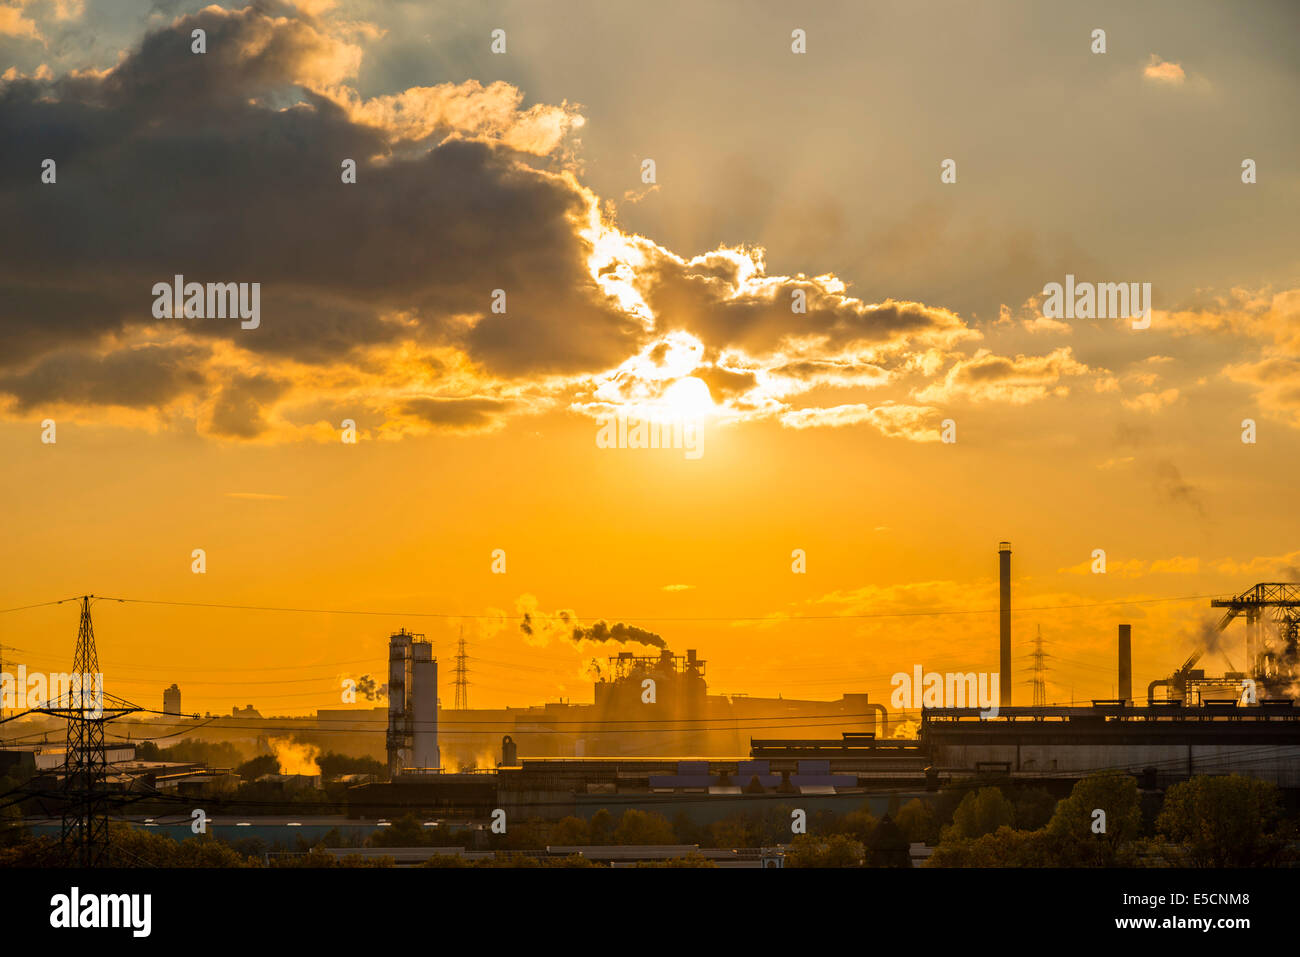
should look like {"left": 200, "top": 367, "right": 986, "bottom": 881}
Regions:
{"left": 5, "top": 543, "right": 1291, "bottom": 761}
{"left": 0, "top": 577, "right": 1259, "bottom": 719}
{"left": 0, "top": 0, "right": 1297, "bottom": 721}
{"left": 2, "top": 544, "right": 1293, "bottom": 719}
{"left": 1, "top": 0, "right": 1298, "bottom": 920}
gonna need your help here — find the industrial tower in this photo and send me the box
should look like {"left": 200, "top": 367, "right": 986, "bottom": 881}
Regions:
{"left": 37, "top": 596, "right": 140, "bottom": 866}
{"left": 453, "top": 627, "right": 469, "bottom": 710}
{"left": 1027, "top": 625, "right": 1049, "bottom": 707}
{"left": 1148, "top": 584, "right": 1300, "bottom": 703}
{"left": 999, "top": 542, "right": 1012, "bottom": 707}
{"left": 1211, "top": 583, "right": 1300, "bottom": 681}
{"left": 385, "top": 629, "right": 439, "bottom": 777}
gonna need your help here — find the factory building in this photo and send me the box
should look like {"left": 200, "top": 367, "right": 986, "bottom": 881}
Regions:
{"left": 347, "top": 543, "right": 1300, "bottom": 820}
{"left": 142, "top": 541, "right": 1300, "bottom": 824}
{"left": 386, "top": 629, "right": 439, "bottom": 778}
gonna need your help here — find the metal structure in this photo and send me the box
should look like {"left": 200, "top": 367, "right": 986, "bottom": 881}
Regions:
{"left": 1211, "top": 583, "right": 1300, "bottom": 683}
{"left": 386, "top": 629, "right": 412, "bottom": 777}
{"left": 36, "top": 596, "right": 140, "bottom": 866}
{"left": 385, "top": 628, "right": 439, "bottom": 777}
{"left": 0, "top": 642, "right": 11, "bottom": 724}
{"left": 1027, "top": 625, "right": 1048, "bottom": 707}
{"left": 453, "top": 628, "right": 469, "bottom": 711}
{"left": 1147, "top": 648, "right": 1204, "bottom": 704}
{"left": 1144, "top": 584, "right": 1300, "bottom": 704}
{"left": 601, "top": 648, "right": 707, "bottom": 683}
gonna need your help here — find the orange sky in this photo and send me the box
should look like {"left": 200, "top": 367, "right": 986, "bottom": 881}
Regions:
{"left": 1, "top": 2, "right": 1298, "bottom": 715}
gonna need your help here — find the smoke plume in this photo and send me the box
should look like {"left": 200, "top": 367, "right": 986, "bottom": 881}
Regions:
{"left": 516, "top": 600, "right": 665, "bottom": 650}
{"left": 572, "top": 620, "right": 666, "bottom": 648}
{"left": 350, "top": 674, "right": 387, "bottom": 701}
{"left": 521, "top": 609, "right": 571, "bottom": 638}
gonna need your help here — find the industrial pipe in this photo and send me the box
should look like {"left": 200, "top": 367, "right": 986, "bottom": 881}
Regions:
{"left": 1147, "top": 679, "right": 1170, "bottom": 704}
{"left": 868, "top": 703, "right": 888, "bottom": 739}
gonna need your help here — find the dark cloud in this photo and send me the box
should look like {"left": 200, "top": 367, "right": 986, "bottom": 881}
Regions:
{"left": 0, "top": 343, "right": 206, "bottom": 411}
{"left": 207, "top": 372, "right": 288, "bottom": 438}
{"left": 0, "top": 4, "right": 642, "bottom": 407}
{"left": 400, "top": 396, "right": 514, "bottom": 431}
{"left": 639, "top": 252, "right": 969, "bottom": 357}
{"left": 0, "top": 4, "right": 1083, "bottom": 440}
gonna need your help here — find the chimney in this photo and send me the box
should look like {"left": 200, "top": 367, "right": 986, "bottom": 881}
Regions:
{"left": 1118, "top": 624, "right": 1132, "bottom": 704}
{"left": 999, "top": 542, "right": 1011, "bottom": 707}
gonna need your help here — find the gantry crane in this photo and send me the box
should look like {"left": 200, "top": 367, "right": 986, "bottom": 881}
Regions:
{"left": 1210, "top": 583, "right": 1300, "bottom": 683}
{"left": 1147, "top": 583, "right": 1300, "bottom": 704}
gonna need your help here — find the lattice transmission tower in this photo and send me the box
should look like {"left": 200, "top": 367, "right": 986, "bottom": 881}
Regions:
{"left": 453, "top": 627, "right": 469, "bottom": 710}
{"left": 38, "top": 596, "right": 140, "bottom": 866}
{"left": 1026, "top": 624, "right": 1051, "bottom": 707}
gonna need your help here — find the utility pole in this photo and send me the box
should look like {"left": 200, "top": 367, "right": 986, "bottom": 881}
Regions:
{"left": 1021, "top": 625, "right": 1050, "bottom": 707}
{"left": 0, "top": 642, "right": 24, "bottom": 725}
{"left": 453, "top": 626, "right": 469, "bottom": 710}
{"left": 1028, "top": 625, "right": 1049, "bottom": 707}
{"left": 37, "top": 596, "right": 140, "bottom": 866}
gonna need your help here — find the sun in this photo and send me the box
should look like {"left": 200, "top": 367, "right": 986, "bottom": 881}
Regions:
{"left": 661, "top": 376, "right": 715, "bottom": 419}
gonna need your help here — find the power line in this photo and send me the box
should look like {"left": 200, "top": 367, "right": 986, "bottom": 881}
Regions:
{"left": 7, "top": 591, "right": 1219, "bottom": 623}
{"left": 0, "top": 597, "right": 85, "bottom": 614}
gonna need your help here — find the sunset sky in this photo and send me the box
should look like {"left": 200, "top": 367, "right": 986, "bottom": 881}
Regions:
{"left": 1, "top": 0, "right": 1298, "bottom": 715}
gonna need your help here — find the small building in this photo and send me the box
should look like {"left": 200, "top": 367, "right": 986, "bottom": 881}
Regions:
{"left": 257, "top": 772, "right": 321, "bottom": 790}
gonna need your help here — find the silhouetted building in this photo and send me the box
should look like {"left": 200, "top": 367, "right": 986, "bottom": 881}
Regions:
{"left": 386, "top": 629, "right": 439, "bottom": 777}
{"left": 163, "top": 683, "right": 181, "bottom": 715}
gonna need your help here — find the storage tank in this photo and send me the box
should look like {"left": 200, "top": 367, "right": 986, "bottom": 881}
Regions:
{"left": 410, "top": 639, "right": 440, "bottom": 770}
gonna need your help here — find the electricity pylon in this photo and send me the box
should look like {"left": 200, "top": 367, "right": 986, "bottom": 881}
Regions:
{"left": 453, "top": 627, "right": 469, "bottom": 710}
{"left": 37, "top": 596, "right": 140, "bottom": 866}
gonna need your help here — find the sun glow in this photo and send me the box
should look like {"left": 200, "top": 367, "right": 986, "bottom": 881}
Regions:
{"left": 661, "top": 376, "right": 715, "bottom": 419}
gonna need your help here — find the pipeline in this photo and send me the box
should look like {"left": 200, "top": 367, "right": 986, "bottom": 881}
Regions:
{"left": 1147, "top": 679, "right": 1171, "bottom": 704}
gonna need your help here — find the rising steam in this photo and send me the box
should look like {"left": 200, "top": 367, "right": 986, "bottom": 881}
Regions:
{"left": 267, "top": 737, "right": 322, "bottom": 776}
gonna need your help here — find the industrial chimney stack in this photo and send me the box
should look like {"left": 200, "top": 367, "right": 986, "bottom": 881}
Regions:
{"left": 1118, "top": 624, "right": 1132, "bottom": 704}
{"left": 999, "top": 542, "right": 1011, "bottom": 707}
{"left": 386, "top": 629, "right": 439, "bottom": 778}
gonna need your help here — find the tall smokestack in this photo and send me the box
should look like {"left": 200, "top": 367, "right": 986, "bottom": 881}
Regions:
{"left": 1118, "top": 623, "right": 1132, "bottom": 704}
{"left": 999, "top": 542, "right": 1011, "bottom": 708}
